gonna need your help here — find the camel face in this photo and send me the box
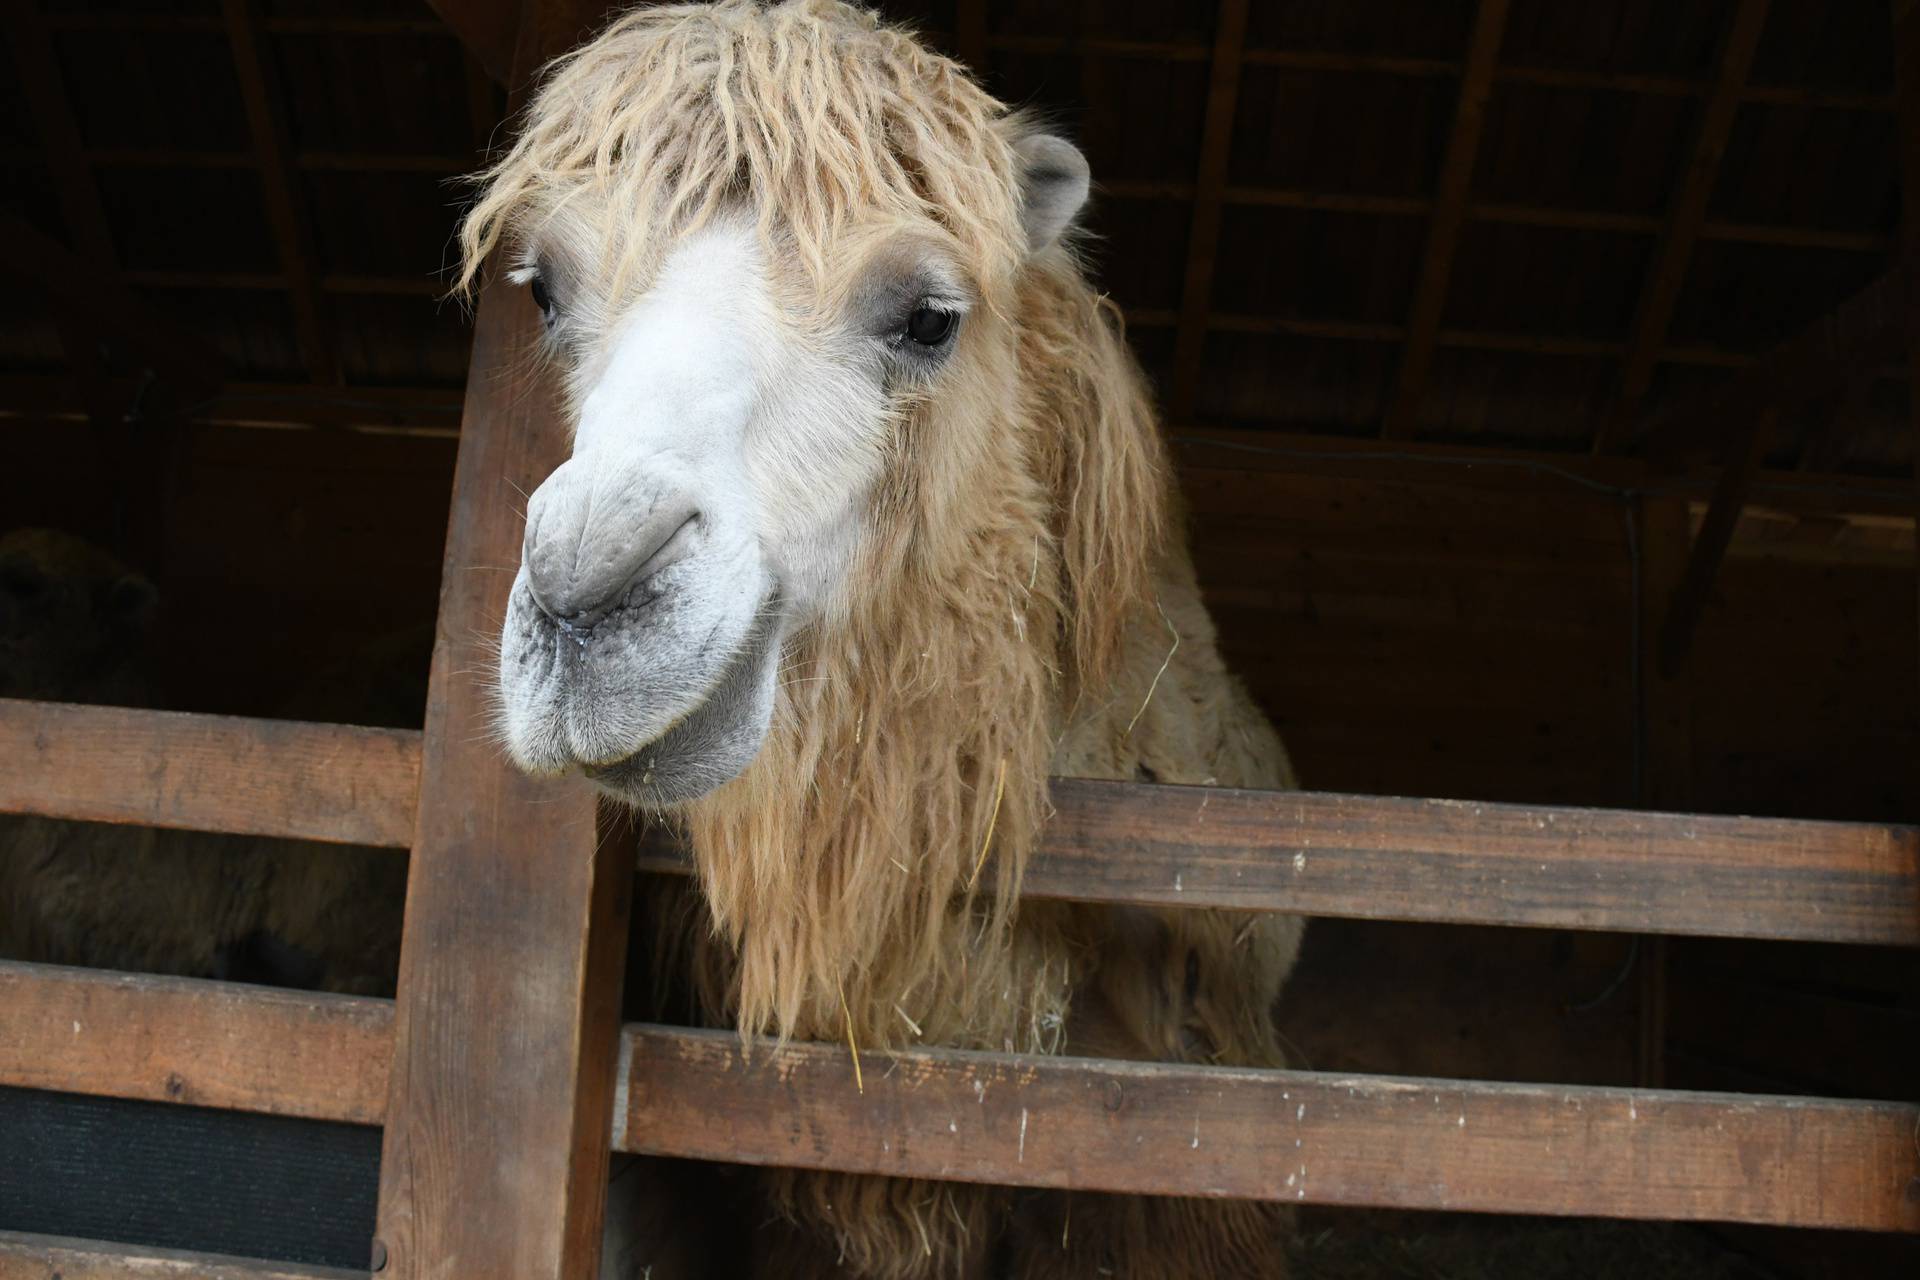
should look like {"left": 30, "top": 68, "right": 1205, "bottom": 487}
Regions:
{"left": 472, "top": 2, "right": 1091, "bottom": 809}
{"left": 497, "top": 215, "right": 926, "bottom": 802}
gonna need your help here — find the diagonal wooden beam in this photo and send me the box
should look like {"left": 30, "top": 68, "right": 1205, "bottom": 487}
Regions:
{"left": 1380, "top": 0, "right": 1511, "bottom": 439}
{"left": 6, "top": 0, "right": 115, "bottom": 265}
{"left": 1166, "top": 0, "right": 1252, "bottom": 423}
{"left": 1657, "top": 409, "right": 1774, "bottom": 676}
{"left": 1640, "top": 259, "right": 1915, "bottom": 463}
{"left": 1594, "top": 0, "right": 1770, "bottom": 456}
{"left": 223, "top": 0, "right": 340, "bottom": 385}
{"left": 1643, "top": 257, "right": 1916, "bottom": 672}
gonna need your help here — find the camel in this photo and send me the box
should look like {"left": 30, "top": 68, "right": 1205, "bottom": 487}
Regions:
{"left": 0, "top": 528, "right": 408, "bottom": 995}
{"left": 467, "top": 3, "right": 1303, "bottom": 1276}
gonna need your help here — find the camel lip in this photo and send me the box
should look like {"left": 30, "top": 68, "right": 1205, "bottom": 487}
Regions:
{"left": 570, "top": 583, "right": 784, "bottom": 784}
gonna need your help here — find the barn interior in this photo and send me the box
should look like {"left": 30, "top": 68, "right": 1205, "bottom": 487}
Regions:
{"left": 2, "top": 0, "right": 1917, "bottom": 1276}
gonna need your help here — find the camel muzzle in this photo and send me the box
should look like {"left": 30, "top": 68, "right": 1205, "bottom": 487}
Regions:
{"left": 521, "top": 453, "right": 701, "bottom": 632}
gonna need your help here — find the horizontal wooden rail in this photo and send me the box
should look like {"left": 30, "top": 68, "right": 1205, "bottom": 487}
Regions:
{"left": 1039, "top": 780, "right": 1920, "bottom": 945}
{"left": 0, "top": 962, "right": 389, "bottom": 1125}
{"left": 618, "top": 1026, "right": 1920, "bottom": 1234}
{"left": 5, "top": 966, "right": 1916, "bottom": 1232}
{"left": 0, "top": 1232, "right": 361, "bottom": 1280}
{"left": 645, "top": 779, "right": 1920, "bottom": 946}
{"left": 7, "top": 701, "right": 1916, "bottom": 945}
{"left": 0, "top": 699, "right": 418, "bottom": 848}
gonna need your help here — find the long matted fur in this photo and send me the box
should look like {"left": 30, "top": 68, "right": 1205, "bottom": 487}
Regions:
{"left": 460, "top": 4, "right": 1298, "bottom": 1275}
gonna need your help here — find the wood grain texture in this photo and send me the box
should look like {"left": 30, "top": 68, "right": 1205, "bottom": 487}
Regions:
{"left": 0, "top": 1233, "right": 361, "bottom": 1280}
{"left": 0, "top": 699, "right": 419, "bottom": 848}
{"left": 0, "top": 962, "right": 389, "bottom": 1125}
{"left": 1381, "top": 0, "right": 1511, "bottom": 439}
{"left": 615, "top": 1025, "right": 1920, "bottom": 1233}
{"left": 4, "top": 693, "right": 1910, "bottom": 945}
{"left": 7, "top": 965, "right": 1915, "bottom": 1233}
{"left": 639, "top": 778, "right": 1920, "bottom": 946}
{"left": 373, "top": 8, "right": 634, "bottom": 1259}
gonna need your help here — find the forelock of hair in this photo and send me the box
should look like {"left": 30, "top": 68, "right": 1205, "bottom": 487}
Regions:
{"left": 456, "top": 0, "right": 1026, "bottom": 305}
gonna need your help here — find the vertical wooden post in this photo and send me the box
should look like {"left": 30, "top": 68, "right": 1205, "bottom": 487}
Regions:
{"left": 374, "top": 7, "right": 633, "bottom": 1276}
{"left": 1634, "top": 496, "right": 1694, "bottom": 1087}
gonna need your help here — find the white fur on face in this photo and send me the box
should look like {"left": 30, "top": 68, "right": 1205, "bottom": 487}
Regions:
{"left": 497, "top": 218, "right": 909, "bottom": 800}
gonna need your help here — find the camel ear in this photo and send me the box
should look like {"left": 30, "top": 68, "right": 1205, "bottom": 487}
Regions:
{"left": 1014, "top": 133, "right": 1090, "bottom": 253}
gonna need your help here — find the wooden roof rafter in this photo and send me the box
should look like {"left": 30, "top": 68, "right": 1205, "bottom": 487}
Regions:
{"left": 1166, "top": 0, "right": 1252, "bottom": 423}
{"left": 1380, "top": 0, "right": 1511, "bottom": 441}
{"left": 1647, "top": 259, "right": 1917, "bottom": 673}
{"left": 222, "top": 0, "right": 341, "bottom": 386}
{"left": 1594, "top": 0, "right": 1772, "bottom": 458}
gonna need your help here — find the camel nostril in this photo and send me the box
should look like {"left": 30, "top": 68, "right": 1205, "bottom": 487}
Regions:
{"left": 523, "top": 495, "right": 702, "bottom": 630}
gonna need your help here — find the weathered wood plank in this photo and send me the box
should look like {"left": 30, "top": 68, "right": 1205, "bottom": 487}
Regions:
{"left": 0, "top": 1232, "right": 361, "bottom": 1280}
{"left": 6, "top": 966, "right": 1914, "bottom": 1232}
{"left": 0, "top": 962, "right": 389, "bottom": 1125}
{"left": 373, "top": 5, "right": 633, "bottom": 1271}
{"left": 615, "top": 1025, "right": 1920, "bottom": 1233}
{"left": 1381, "top": 0, "right": 1511, "bottom": 439}
{"left": 1028, "top": 780, "right": 1920, "bottom": 945}
{"left": 3, "top": 698, "right": 1910, "bottom": 945}
{"left": 0, "top": 700, "right": 419, "bottom": 848}
{"left": 638, "top": 779, "right": 1920, "bottom": 946}
{"left": 372, "top": 297, "right": 626, "bottom": 1278}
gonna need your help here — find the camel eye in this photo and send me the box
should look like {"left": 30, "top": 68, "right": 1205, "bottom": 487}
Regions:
{"left": 529, "top": 275, "right": 554, "bottom": 321}
{"left": 904, "top": 303, "right": 956, "bottom": 346}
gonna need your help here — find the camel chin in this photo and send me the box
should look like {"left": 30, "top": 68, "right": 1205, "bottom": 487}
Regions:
{"left": 581, "top": 606, "right": 783, "bottom": 808}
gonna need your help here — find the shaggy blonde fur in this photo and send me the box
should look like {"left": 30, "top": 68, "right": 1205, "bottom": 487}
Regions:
{"left": 464, "top": 4, "right": 1301, "bottom": 1276}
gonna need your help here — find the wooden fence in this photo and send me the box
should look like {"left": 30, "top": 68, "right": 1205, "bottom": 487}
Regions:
{"left": 3, "top": 2, "right": 1920, "bottom": 1274}
{"left": 1, "top": 693, "right": 1918, "bottom": 1278}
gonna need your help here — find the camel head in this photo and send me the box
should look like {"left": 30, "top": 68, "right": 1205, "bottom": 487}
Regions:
{"left": 463, "top": 0, "right": 1116, "bottom": 807}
